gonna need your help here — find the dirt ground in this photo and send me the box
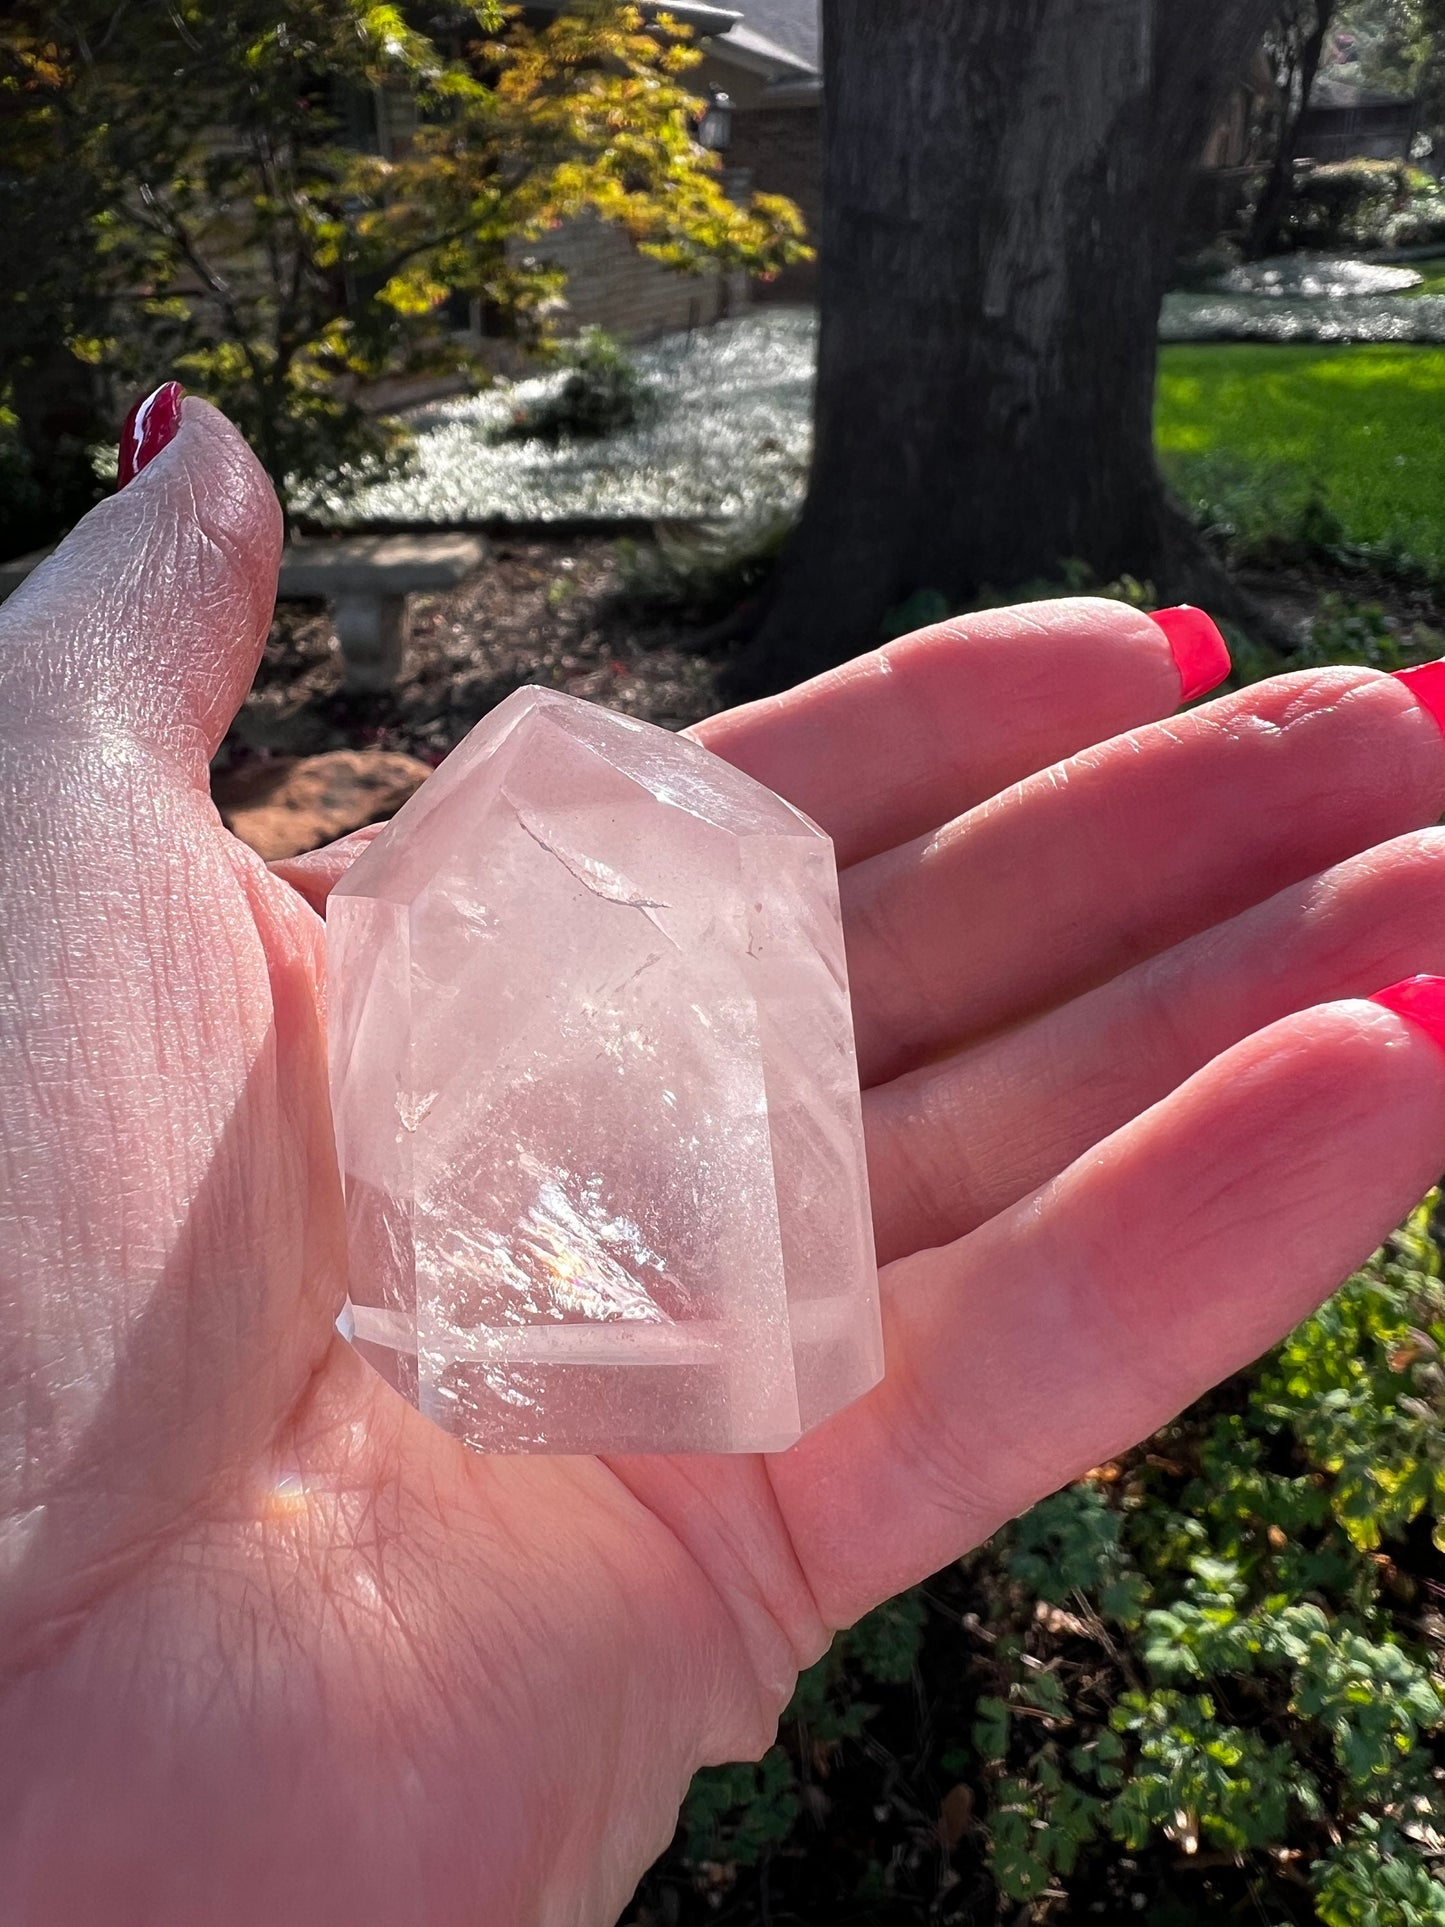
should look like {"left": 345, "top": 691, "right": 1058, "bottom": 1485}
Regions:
{"left": 215, "top": 535, "right": 725, "bottom": 781}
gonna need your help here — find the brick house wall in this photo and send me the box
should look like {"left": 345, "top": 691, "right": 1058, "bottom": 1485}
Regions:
{"left": 529, "top": 213, "right": 746, "bottom": 340}
{"left": 728, "top": 104, "right": 822, "bottom": 302}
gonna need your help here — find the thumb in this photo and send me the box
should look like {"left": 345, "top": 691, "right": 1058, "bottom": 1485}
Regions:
{"left": 0, "top": 391, "right": 282, "bottom": 780}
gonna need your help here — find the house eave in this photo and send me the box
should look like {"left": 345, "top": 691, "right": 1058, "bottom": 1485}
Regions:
{"left": 526, "top": 0, "right": 743, "bottom": 32}
{"left": 701, "top": 22, "right": 820, "bottom": 86}
{"left": 754, "top": 74, "right": 821, "bottom": 104}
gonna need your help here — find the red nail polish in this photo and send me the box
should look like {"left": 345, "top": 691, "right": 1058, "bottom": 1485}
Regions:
{"left": 1148, "top": 605, "right": 1232, "bottom": 703}
{"left": 1371, "top": 974, "right": 1445, "bottom": 1054}
{"left": 118, "top": 381, "right": 183, "bottom": 487}
{"left": 1392, "top": 660, "right": 1445, "bottom": 735}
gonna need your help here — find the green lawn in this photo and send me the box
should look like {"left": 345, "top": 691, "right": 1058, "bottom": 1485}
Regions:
{"left": 1156, "top": 341, "right": 1445, "bottom": 569}
{"left": 1402, "top": 254, "right": 1445, "bottom": 297}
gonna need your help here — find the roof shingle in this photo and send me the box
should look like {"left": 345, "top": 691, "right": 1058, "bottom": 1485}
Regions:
{"left": 732, "top": 0, "right": 818, "bottom": 74}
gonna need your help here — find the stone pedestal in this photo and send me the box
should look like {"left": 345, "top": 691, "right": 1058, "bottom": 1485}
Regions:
{"left": 334, "top": 592, "right": 409, "bottom": 690}
{"left": 279, "top": 533, "right": 488, "bottom": 690}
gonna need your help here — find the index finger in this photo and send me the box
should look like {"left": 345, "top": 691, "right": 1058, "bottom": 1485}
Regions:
{"left": 691, "top": 598, "right": 1226, "bottom": 866}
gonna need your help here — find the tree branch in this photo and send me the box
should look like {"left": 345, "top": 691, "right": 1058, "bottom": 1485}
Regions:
{"left": 133, "top": 185, "right": 259, "bottom": 381}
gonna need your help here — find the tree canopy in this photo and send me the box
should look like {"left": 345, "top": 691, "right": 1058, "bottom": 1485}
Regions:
{"left": 0, "top": 0, "right": 808, "bottom": 525}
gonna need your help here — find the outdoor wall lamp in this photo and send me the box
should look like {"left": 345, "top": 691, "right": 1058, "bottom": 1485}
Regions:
{"left": 697, "top": 88, "right": 733, "bottom": 152}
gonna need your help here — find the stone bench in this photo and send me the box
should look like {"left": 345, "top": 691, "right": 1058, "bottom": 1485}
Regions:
{"left": 0, "top": 531, "right": 488, "bottom": 691}
{"left": 280, "top": 534, "right": 487, "bottom": 689}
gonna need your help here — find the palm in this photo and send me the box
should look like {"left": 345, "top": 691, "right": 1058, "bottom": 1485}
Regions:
{"left": 6, "top": 404, "right": 1445, "bottom": 1927}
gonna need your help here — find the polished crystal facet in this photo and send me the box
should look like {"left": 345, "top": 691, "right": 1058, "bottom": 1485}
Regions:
{"left": 327, "top": 687, "right": 882, "bottom": 1454}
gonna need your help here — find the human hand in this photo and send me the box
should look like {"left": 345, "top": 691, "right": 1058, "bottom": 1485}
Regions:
{"left": 5, "top": 399, "right": 1445, "bottom": 1925}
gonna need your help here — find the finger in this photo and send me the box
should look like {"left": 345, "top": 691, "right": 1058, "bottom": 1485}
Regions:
{"left": 845, "top": 667, "right": 1445, "bottom": 1084}
{"left": 773, "top": 992, "right": 1445, "bottom": 1625}
{"left": 268, "top": 824, "right": 385, "bottom": 913}
{"left": 867, "top": 828, "right": 1445, "bottom": 1263}
{"left": 0, "top": 396, "right": 281, "bottom": 781}
{"left": 691, "top": 599, "right": 1218, "bottom": 866}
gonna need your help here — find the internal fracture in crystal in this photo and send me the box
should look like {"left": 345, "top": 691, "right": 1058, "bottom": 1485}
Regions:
{"left": 327, "top": 687, "right": 883, "bottom": 1454}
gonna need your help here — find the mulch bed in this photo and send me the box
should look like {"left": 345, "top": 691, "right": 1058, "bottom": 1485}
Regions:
{"left": 214, "top": 534, "right": 724, "bottom": 782}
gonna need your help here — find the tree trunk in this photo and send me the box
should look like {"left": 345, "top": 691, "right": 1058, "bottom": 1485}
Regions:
{"left": 737, "top": 0, "right": 1280, "bottom": 691}
{"left": 1245, "top": 2, "right": 1337, "bottom": 260}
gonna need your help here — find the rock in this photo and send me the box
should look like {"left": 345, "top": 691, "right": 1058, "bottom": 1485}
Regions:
{"left": 213, "top": 749, "right": 432, "bottom": 861}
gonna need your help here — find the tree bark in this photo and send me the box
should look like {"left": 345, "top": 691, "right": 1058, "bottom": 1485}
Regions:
{"left": 737, "top": 0, "right": 1280, "bottom": 691}
{"left": 1245, "top": 1, "right": 1337, "bottom": 259}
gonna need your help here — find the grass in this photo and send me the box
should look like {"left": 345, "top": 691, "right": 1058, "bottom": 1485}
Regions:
{"left": 1157, "top": 341, "right": 1445, "bottom": 569}
{"left": 1402, "top": 253, "right": 1445, "bottom": 297}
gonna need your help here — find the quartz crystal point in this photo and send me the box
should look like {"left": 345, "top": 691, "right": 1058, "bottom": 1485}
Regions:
{"left": 327, "top": 687, "right": 883, "bottom": 1454}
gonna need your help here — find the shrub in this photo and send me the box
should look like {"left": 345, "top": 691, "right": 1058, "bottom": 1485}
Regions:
{"left": 1387, "top": 183, "right": 1445, "bottom": 250}
{"left": 1285, "top": 159, "right": 1412, "bottom": 249}
{"left": 502, "top": 329, "right": 652, "bottom": 443}
{"left": 1274, "top": 156, "right": 1445, "bottom": 251}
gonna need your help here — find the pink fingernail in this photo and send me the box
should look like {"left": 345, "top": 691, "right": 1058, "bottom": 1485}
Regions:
{"left": 1392, "top": 660, "right": 1445, "bottom": 735}
{"left": 1371, "top": 974, "right": 1445, "bottom": 1054}
{"left": 1148, "top": 605, "right": 1231, "bottom": 703}
{"left": 118, "top": 382, "right": 183, "bottom": 488}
